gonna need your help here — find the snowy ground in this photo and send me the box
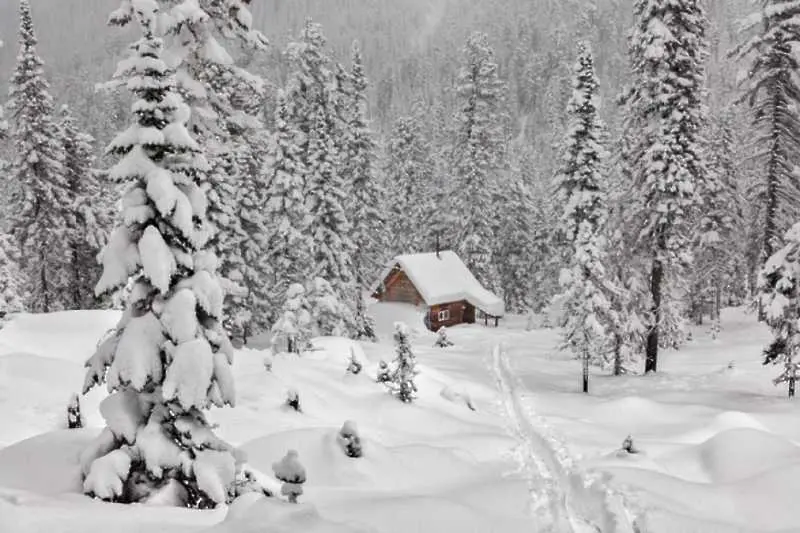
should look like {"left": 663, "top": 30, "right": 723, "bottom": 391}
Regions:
{"left": 0, "top": 305, "right": 797, "bottom": 532}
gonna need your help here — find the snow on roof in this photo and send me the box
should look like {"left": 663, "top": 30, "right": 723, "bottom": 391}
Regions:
{"left": 373, "top": 251, "right": 505, "bottom": 317}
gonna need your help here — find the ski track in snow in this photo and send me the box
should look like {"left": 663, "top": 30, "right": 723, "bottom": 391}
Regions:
{"left": 490, "top": 342, "right": 640, "bottom": 533}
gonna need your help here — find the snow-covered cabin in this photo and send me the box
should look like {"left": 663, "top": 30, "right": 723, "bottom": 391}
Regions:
{"left": 371, "top": 251, "right": 505, "bottom": 331}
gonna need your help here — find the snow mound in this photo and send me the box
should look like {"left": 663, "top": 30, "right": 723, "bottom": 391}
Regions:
{"left": 674, "top": 411, "right": 769, "bottom": 444}
{"left": 240, "top": 427, "right": 483, "bottom": 490}
{"left": 0, "top": 429, "right": 98, "bottom": 495}
{"left": 208, "top": 496, "right": 374, "bottom": 532}
{"left": 660, "top": 427, "right": 800, "bottom": 484}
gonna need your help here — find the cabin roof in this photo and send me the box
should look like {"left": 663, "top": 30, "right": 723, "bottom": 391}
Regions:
{"left": 372, "top": 250, "right": 505, "bottom": 317}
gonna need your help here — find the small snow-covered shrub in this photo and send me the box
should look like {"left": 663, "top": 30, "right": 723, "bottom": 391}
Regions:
{"left": 272, "top": 450, "right": 306, "bottom": 503}
{"left": 390, "top": 322, "right": 418, "bottom": 403}
{"left": 434, "top": 326, "right": 454, "bottom": 348}
{"left": 621, "top": 435, "right": 639, "bottom": 454}
{"left": 376, "top": 360, "right": 390, "bottom": 384}
{"left": 440, "top": 386, "right": 476, "bottom": 411}
{"left": 346, "top": 348, "right": 363, "bottom": 375}
{"left": 286, "top": 388, "right": 301, "bottom": 412}
{"left": 337, "top": 420, "right": 362, "bottom": 458}
{"left": 263, "top": 353, "right": 274, "bottom": 373}
{"left": 67, "top": 393, "right": 84, "bottom": 429}
{"left": 353, "top": 294, "right": 378, "bottom": 342}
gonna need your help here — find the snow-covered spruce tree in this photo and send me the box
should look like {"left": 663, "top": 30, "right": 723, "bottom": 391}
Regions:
{"left": 385, "top": 113, "right": 436, "bottom": 255}
{"left": 0, "top": 235, "right": 24, "bottom": 320}
{"left": 353, "top": 289, "right": 378, "bottom": 342}
{"left": 496, "top": 171, "right": 537, "bottom": 313}
{"left": 273, "top": 450, "right": 306, "bottom": 504}
{"left": 731, "top": 0, "right": 800, "bottom": 271}
{"left": 553, "top": 43, "right": 612, "bottom": 393}
{"left": 622, "top": 0, "right": 709, "bottom": 373}
{"left": 81, "top": 5, "right": 242, "bottom": 507}
{"left": 59, "top": 105, "right": 109, "bottom": 310}
{"left": 109, "top": 0, "right": 268, "bottom": 342}
{"left": 263, "top": 91, "right": 314, "bottom": 312}
{"left": 271, "top": 283, "right": 312, "bottom": 355}
{"left": 67, "top": 393, "right": 84, "bottom": 429}
{"left": 451, "top": 32, "right": 508, "bottom": 294}
{"left": 759, "top": 222, "right": 800, "bottom": 398}
{"left": 307, "top": 277, "right": 349, "bottom": 337}
{"left": 286, "top": 20, "right": 356, "bottom": 328}
{"left": 390, "top": 322, "right": 418, "bottom": 403}
{"left": 6, "top": 0, "right": 71, "bottom": 313}
{"left": 346, "top": 41, "right": 386, "bottom": 289}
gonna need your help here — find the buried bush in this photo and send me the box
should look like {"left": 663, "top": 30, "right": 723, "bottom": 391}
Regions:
{"left": 273, "top": 450, "right": 306, "bottom": 504}
{"left": 286, "top": 388, "right": 301, "bottom": 412}
{"left": 67, "top": 393, "right": 84, "bottom": 429}
{"left": 337, "top": 420, "right": 363, "bottom": 458}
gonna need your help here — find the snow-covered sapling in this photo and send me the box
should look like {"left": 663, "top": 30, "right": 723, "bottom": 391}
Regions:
{"left": 353, "top": 293, "right": 378, "bottom": 342}
{"left": 621, "top": 435, "right": 639, "bottom": 454}
{"left": 376, "top": 360, "right": 390, "bottom": 384}
{"left": 337, "top": 420, "right": 363, "bottom": 458}
{"left": 346, "top": 347, "right": 363, "bottom": 375}
{"left": 286, "top": 388, "right": 301, "bottom": 412}
{"left": 67, "top": 393, "right": 84, "bottom": 429}
{"left": 272, "top": 450, "right": 306, "bottom": 504}
{"left": 263, "top": 353, "right": 274, "bottom": 372}
{"left": 434, "top": 326, "right": 454, "bottom": 348}
{"left": 391, "top": 322, "right": 418, "bottom": 403}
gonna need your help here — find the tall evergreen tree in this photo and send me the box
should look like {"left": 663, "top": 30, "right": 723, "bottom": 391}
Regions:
{"left": 622, "top": 0, "right": 709, "bottom": 373}
{"left": 286, "top": 20, "right": 356, "bottom": 326}
{"left": 346, "top": 41, "right": 386, "bottom": 289}
{"left": 59, "top": 105, "right": 109, "bottom": 310}
{"left": 553, "top": 43, "right": 612, "bottom": 393}
{"left": 451, "top": 32, "right": 508, "bottom": 293}
{"left": 108, "top": 0, "right": 268, "bottom": 339}
{"left": 385, "top": 114, "right": 436, "bottom": 255}
{"left": 82, "top": 3, "right": 241, "bottom": 506}
{"left": 731, "top": 0, "right": 800, "bottom": 268}
{"left": 759, "top": 222, "right": 800, "bottom": 398}
{"left": 263, "top": 92, "right": 315, "bottom": 309}
{"left": 6, "top": 0, "right": 71, "bottom": 313}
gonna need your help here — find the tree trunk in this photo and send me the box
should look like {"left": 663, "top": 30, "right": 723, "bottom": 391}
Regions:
{"left": 645, "top": 255, "right": 663, "bottom": 374}
{"left": 789, "top": 376, "right": 796, "bottom": 399}
{"left": 582, "top": 351, "right": 589, "bottom": 394}
{"left": 714, "top": 283, "right": 722, "bottom": 321}
{"left": 613, "top": 334, "right": 622, "bottom": 377}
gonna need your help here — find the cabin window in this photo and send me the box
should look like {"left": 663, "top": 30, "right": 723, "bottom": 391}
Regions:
{"left": 438, "top": 308, "right": 450, "bottom": 321}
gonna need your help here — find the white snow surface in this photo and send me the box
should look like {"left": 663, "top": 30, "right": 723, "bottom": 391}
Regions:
{"left": 372, "top": 250, "right": 505, "bottom": 317}
{"left": 0, "top": 306, "right": 798, "bottom": 532}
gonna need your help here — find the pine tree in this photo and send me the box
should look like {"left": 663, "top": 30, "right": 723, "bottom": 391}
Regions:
{"left": 285, "top": 20, "right": 356, "bottom": 325}
{"left": 81, "top": 5, "right": 241, "bottom": 507}
{"left": 622, "top": 0, "right": 709, "bottom": 373}
{"left": 271, "top": 283, "right": 313, "bottom": 355}
{"left": 0, "top": 234, "right": 23, "bottom": 319}
{"left": 6, "top": 0, "right": 71, "bottom": 313}
{"left": 496, "top": 172, "right": 536, "bottom": 313}
{"left": 385, "top": 114, "right": 436, "bottom": 255}
{"left": 553, "top": 43, "right": 612, "bottom": 393}
{"left": 731, "top": 0, "right": 800, "bottom": 269}
{"left": 59, "top": 105, "right": 109, "bottom": 310}
{"left": 263, "top": 90, "right": 315, "bottom": 307}
{"left": 451, "top": 32, "right": 508, "bottom": 293}
{"left": 108, "top": 0, "right": 268, "bottom": 340}
{"left": 307, "top": 277, "right": 349, "bottom": 337}
{"left": 390, "top": 322, "right": 418, "bottom": 403}
{"left": 346, "top": 41, "right": 386, "bottom": 288}
{"left": 759, "top": 222, "right": 800, "bottom": 398}
{"left": 306, "top": 105, "right": 356, "bottom": 320}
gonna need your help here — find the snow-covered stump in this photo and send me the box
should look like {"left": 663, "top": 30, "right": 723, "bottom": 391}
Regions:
{"left": 273, "top": 450, "right": 306, "bottom": 504}
{"left": 434, "top": 326, "right": 454, "bottom": 348}
{"left": 346, "top": 347, "right": 362, "bottom": 375}
{"left": 285, "top": 388, "right": 301, "bottom": 412}
{"left": 337, "top": 420, "right": 363, "bottom": 458}
{"left": 67, "top": 393, "right": 84, "bottom": 429}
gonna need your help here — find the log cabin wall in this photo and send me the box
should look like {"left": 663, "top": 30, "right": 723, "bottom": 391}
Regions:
{"left": 429, "top": 300, "right": 473, "bottom": 331}
{"left": 379, "top": 267, "right": 425, "bottom": 306}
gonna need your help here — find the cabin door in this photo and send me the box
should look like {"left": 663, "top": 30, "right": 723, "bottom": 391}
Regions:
{"left": 463, "top": 303, "right": 475, "bottom": 324}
